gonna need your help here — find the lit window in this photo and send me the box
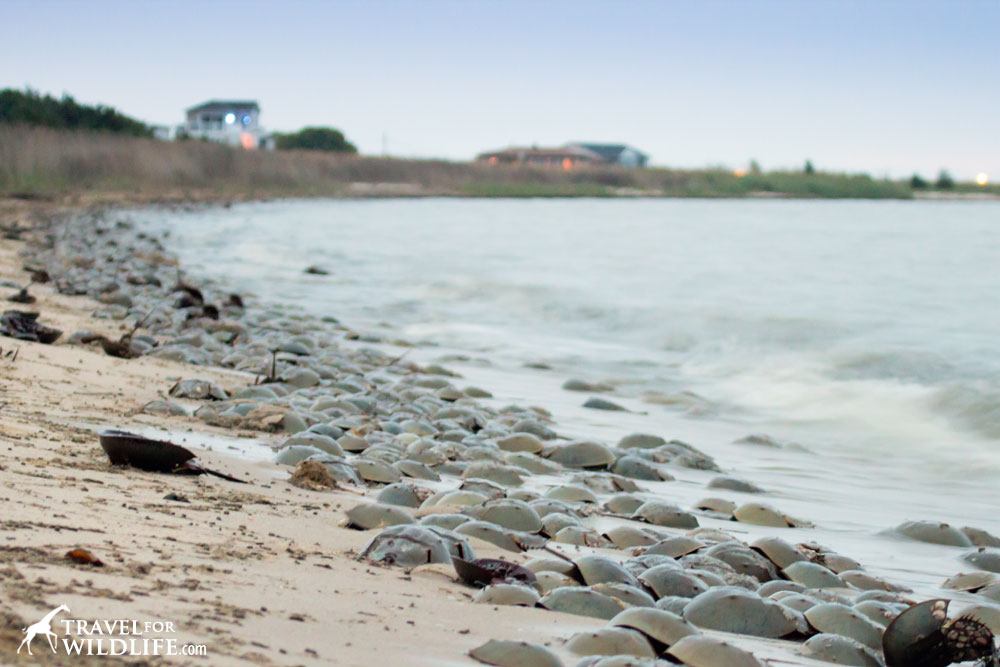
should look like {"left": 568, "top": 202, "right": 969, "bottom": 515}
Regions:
{"left": 225, "top": 112, "right": 236, "bottom": 125}
{"left": 241, "top": 115, "right": 251, "bottom": 125}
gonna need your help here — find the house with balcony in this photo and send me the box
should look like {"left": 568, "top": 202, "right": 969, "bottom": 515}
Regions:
{"left": 179, "top": 100, "right": 274, "bottom": 149}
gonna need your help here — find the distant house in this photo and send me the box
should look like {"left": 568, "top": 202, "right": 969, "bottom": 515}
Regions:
{"left": 476, "top": 145, "right": 599, "bottom": 170}
{"left": 566, "top": 143, "right": 649, "bottom": 167}
{"left": 178, "top": 100, "right": 274, "bottom": 150}
{"left": 477, "top": 143, "right": 649, "bottom": 169}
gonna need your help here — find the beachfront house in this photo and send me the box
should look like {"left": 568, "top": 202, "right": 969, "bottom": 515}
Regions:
{"left": 477, "top": 143, "right": 649, "bottom": 169}
{"left": 179, "top": 100, "right": 274, "bottom": 150}
{"left": 476, "top": 145, "right": 600, "bottom": 170}
{"left": 566, "top": 143, "right": 649, "bottom": 168}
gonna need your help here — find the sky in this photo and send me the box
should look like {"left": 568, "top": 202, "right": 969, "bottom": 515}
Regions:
{"left": 1, "top": 0, "right": 998, "bottom": 179}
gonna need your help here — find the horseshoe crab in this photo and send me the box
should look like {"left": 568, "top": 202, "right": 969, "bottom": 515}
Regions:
{"left": 882, "top": 598, "right": 998, "bottom": 667}
{"left": 783, "top": 561, "right": 845, "bottom": 589}
{"left": 345, "top": 502, "right": 415, "bottom": 530}
{"left": 604, "top": 526, "right": 664, "bottom": 549}
{"left": 633, "top": 501, "right": 699, "bottom": 529}
{"left": 609, "top": 607, "right": 700, "bottom": 651}
{"left": 804, "top": 603, "right": 883, "bottom": 650}
{"left": 666, "top": 635, "right": 763, "bottom": 667}
{"left": 575, "top": 555, "right": 641, "bottom": 587}
{"left": 682, "top": 587, "right": 800, "bottom": 639}
{"left": 541, "top": 512, "right": 581, "bottom": 537}
{"left": 496, "top": 433, "right": 544, "bottom": 453}
{"left": 644, "top": 536, "right": 705, "bottom": 558}
{"left": 732, "top": 502, "right": 801, "bottom": 528}
{"left": 640, "top": 566, "right": 709, "bottom": 599}
{"left": 803, "top": 633, "right": 884, "bottom": 666}
{"left": 565, "top": 627, "right": 656, "bottom": 659}
{"left": 456, "top": 521, "right": 524, "bottom": 552}
{"left": 592, "top": 583, "right": 657, "bottom": 608}
{"left": 360, "top": 524, "right": 453, "bottom": 567}
{"left": 605, "top": 494, "right": 647, "bottom": 516}
{"left": 468, "top": 499, "right": 542, "bottom": 533}
{"left": 545, "top": 484, "right": 598, "bottom": 504}
{"left": 474, "top": 583, "right": 540, "bottom": 606}
{"left": 468, "top": 639, "right": 563, "bottom": 667}
{"left": 965, "top": 548, "right": 1000, "bottom": 574}
{"left": 895, "top": 521, "right": 974, "bottom": 547}
{"left": 453, "top": 557, "right": 537, "bottom": 588}
{"left": 538, "top": 586, "right": 629, "bottom": 620}
{"left": 542, "top": 440, "right": 616, "bottom": 469}
{"left": 704, "top": 542, "right": 778, "bottom": 583}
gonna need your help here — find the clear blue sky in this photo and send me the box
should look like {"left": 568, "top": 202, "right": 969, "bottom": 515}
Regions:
{"left": 2, "top": 0, "right": 997, "bottom": 178}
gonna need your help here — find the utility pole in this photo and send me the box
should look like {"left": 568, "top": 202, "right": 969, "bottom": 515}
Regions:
{"left": 382, "top": 132, "right": 387, "bottom": 157}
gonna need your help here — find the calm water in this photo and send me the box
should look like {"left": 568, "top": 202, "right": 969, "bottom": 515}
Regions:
{"left": 145, "top": 197, "right": 1000, "bottom": 594}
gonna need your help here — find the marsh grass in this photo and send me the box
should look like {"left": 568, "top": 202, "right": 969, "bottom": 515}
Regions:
{"left": 3, "top": 125, "right": 985, "bottom": 201}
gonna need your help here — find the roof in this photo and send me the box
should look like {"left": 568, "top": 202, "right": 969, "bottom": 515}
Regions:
{"left": 567, "top": 143, "right": 648, "bottom": 161}
{"left": 186, "top": 100, "right": 260, "bottom": 113}
{"left": 478, "top": 146, "right": 600, "bottom": 160}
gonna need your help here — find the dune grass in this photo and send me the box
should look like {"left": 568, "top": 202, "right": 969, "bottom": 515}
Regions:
{"left": 2, "top": 125, "right": 992, "bottom": 202}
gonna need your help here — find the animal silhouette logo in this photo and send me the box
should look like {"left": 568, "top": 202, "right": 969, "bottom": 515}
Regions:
{"left": 17, "top": 604, "right": 69, "bottom": 655}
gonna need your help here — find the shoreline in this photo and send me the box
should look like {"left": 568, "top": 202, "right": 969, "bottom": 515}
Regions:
{"left": 2, "top": 202, "right": 999, "bottom": 666}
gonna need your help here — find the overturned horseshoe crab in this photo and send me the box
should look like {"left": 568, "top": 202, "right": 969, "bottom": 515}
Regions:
{"left": 882, "top": 598, "right": 998, "bottom": 667}
{"left": 99, "top": 429, "right": 245, "bottom": 483}
{"left": 453, "top": 557, "right": 537, "bottom": 588}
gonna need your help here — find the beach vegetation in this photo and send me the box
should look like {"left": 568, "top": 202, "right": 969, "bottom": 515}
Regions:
{"left": 274, "top": 127, "right": 357, "bottom": 153}
{"left": 0, "top": 87, "right": 151, "bottom": 137}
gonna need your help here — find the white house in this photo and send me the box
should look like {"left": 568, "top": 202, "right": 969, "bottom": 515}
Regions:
{"left": 179, "top": 100, "right": 274, "bottom": 150}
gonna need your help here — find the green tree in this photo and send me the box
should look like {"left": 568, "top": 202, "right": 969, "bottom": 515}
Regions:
{"left": 0, "top": 87, "right": 151, "bottom": 136}
{"left": 749, "top": 159, "right": 762, "bottom": 174}
{"left": 274, "top": 127, "right": 357, "bottom": 153}
{"left": 935, "top": 169, "right": 955, "bottom": 189}
{"left": 910, "top": 174, "right": 928, "bottom": 189}
{"left": 804, "top": 160, "right": 815, "bottom": 175}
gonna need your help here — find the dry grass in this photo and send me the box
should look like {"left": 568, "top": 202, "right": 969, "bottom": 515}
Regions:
{"left": 0, "top": 125, "right": 615, "bottom": 200}
{"left": 0, "top": 125, "right": 938, "bottom": 201}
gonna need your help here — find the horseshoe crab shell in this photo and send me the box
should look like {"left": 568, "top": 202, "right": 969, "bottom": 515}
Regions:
{"left": 468, "top": 639, "right": 563, "bottom": 667}
{"left": 591, "top": 583, "right": 657, "bottom": 608}
{"left": 604, "top": 525, "right": 664, "bottom": 549}
{"left": 633, "top": 501, "right": 699, "bottom": 529}
{"left": 468, "top": 499, "right": 542, "bottom": 533}
{"left": 804, "top": 633, "right": 884, "bottom": 667}
{"left": 575, "top": 555, "right": 641, "bottom": 587}
{"left": 360, "top": 524, "right": 453, "bottom": 567}
{"left": 565, "top": 627, "right": 656, "bottom": 659}
{"left": 645, "top": 536, "right": 705, "bottom": 558}
{"left": 456, "top": 520, "right": 523, "bottom": 552}
{"left": 964, "top": 548, "right": 1000, "bottom": 574}
{"left": 783, "top": 561, "right": 845, "bottom": 589}
{"left": 609, "top": 607, "right": 700, "bottom": 650}
{"left": 496, "top": 433, "right": 544, "bottom": 453}
{"left": 545, "top": 484, "right": 599, "bottom": 504}
{"left": 640, "top": 566, "right": 709, "bottom": 599}
{"left": 704, "top": 542, "right": 778, "bottom": 583}
{"left": 750, "top": 536, "right": 808, "bottom": 569}
{"left": 473, "top": 583, "right": 540, "bottom": 606}
{"left": 538, "top": 586, "right": 630, "bottom": 620}
{"left": 682, "top": 587, "right": 799, "bottom": 638}
{"left": 667, "top": 635, "right": 764, "bottom": 667}
{"left": 895, "top": 521, "right": 973, "bottom": 547}
{"left": 804, "top": 603, "right": 883, "bottom": 650}
{"left": 542, "top": 440, "right": 616, "bottom": 469}
{"left": 604, "top": 494, "right": 646, "bottom": 516}
{"left": 732, "top": 502, "right": 795, "bottom": 528}
{"left": 345, "top": 502, "right": 415, "bottom": 530}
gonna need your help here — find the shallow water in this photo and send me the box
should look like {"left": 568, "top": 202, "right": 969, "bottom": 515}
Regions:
{"left": 143, "top": 197, "right": 1000, "bottom": 600}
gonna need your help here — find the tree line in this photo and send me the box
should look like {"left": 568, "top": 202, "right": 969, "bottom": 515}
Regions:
{"left": 0, "top": 88, "right": 151, "bottom": 137}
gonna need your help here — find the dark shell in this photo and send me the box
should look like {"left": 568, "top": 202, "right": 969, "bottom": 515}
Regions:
{"left": 99, "top": 429, "right": 195, "bottom": 472}
{"left": 453, "top": 557, "right": 537, "bottom": 588}
{"left": 882, "top": 598, "right": 998, "bottom": 667}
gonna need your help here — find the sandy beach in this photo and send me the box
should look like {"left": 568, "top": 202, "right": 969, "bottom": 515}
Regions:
{"left": 0, "top": 200, "right": 605, "bottom": 666}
